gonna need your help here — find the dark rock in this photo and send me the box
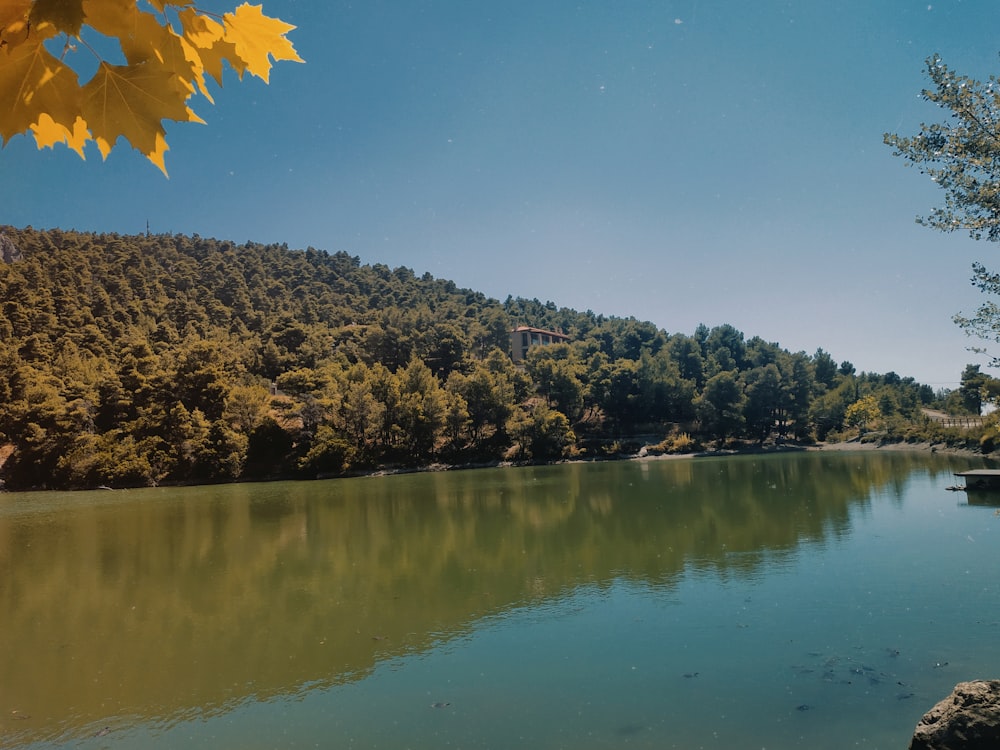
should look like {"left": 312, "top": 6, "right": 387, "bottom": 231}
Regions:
{"left": 910, "top": 680, "right": 1000, "bottom": 749}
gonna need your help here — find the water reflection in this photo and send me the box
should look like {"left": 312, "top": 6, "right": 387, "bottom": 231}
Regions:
{"left": 0, "top": 450, "right": 983, "bottom": 746}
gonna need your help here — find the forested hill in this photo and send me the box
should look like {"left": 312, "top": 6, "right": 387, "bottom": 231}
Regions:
{"left": 0, "top": 226, "right": 941, "bottom": 490}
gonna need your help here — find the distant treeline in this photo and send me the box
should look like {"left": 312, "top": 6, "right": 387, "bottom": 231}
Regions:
{"left": 0, "top": 227, "right": 953, "bottom": 490}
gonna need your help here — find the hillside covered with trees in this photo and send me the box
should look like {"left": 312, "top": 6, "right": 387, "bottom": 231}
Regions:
{"left": 0, "top": 226, "right": 979, "bottom": 491}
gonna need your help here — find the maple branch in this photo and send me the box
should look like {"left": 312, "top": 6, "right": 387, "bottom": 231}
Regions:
{"left": 0, "top": 0, "right": 302, "bottom": 174}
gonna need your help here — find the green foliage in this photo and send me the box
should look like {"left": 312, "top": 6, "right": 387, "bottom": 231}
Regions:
{"left": 647, "top": 430, "right": 699, "bottom": 455}
{"left": 886, "top": 57, "right": 1000, "bottom": 364}
{"left": 696, "top": 371, "right": 746, "bottom": 444}
{"left": 507, "top": 402, "right": 576, "bottom": 460}
{"left": 299, "top": 425, "right": 355, "bottom": 476}
{"left": 397, "top": 357, "right": 448, "bottom": 459}
{"left": 813, "top": 348, "right": 838, "bottom": 389}
{"left": 446, "top": 353, "right": 515, "bottom": 449}
{"left": 885, "top": 55, "right": 1000, "bottom": 241}
{"left": 958, "top": 363, "right": 993, "bottom": 415}
{"left": 0, "top": 227, "right": 953, "bottom": 489}
{"left": 743, "top": 363, "right": 782, "bottom": 443}
{"left": 525, "top": 345, "right": 585, "bottom": 421}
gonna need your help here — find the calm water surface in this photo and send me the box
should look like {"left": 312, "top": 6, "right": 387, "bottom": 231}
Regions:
{"left": 2, "top": 451, "right": 1000, "bottom": 749}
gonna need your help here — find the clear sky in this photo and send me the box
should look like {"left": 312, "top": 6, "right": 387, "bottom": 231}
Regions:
{"left": 5, "top": 0, "right": 1000, "bottom": 390}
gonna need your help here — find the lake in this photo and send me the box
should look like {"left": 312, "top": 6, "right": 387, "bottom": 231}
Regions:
{"left": 2, "top": 450, "right": 1000, "bottom": 749}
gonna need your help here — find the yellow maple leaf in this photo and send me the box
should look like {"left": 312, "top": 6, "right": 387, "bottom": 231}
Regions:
{"left": 82, "top": 0, "right": 184, "bottom": 67}
{"left": 0, "top": 0, "right": 32, "bottom": 29}
{"left": 81, "top": 59, "right": 195, "bottom": 175}
{"left": 29, "top": 0, "right": 84, "bottom": 36}
{"left": 200, "top": 31, "right": 246, "bottom": 85}
{"left": 30, "top": 112, "right": 89, "bottom": 157}
{"left": 0, "top": 33, "right": 81, "bottom": 143}
{"left": 178, "top": 7, "right": 241, "bottom": 87}
{"left": 223, "top": 3, "right": 302, "bottom": 84}
{"left": 79, "top": 0, "right": 133, "bottom": 38}
{"left": 178, "top": 7, "right": 224, "bottom": 48}
{"left": 146, "top": 0, "right": 193, "bottom": 12}
{"left": 147, "top": 130, "right": 168, "bottom": 175}
{"left": 178, "top": 35, "right": 213, "bottom": 103}
{"left": 0, "top": 0, "right": 302, "bottom": 174}
{"left": 0, "top": 0, "right": 32, "bottom": 51}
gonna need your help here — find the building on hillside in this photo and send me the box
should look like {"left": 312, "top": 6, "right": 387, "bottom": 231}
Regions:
{"left": 510, "top": 326, "right": 571, "bottom": 363}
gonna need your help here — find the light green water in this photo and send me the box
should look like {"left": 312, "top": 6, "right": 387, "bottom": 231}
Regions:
{"left": 2, "top": 451, "right": 1000, "bottom": 749}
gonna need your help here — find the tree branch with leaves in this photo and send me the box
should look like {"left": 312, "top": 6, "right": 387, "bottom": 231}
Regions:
{"left": 0, "top": 0, "right": 302, "bottom": 175}
{"left": 886, "top": 54, "right": 1000, "bottom": 363}
{"left": 885, "top": 54, "right": 1000, "bottom": 241}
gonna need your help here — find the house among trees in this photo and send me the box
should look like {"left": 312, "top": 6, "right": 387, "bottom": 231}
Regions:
{"left": 510, "top": 326, "right": 571, "bottom": 363}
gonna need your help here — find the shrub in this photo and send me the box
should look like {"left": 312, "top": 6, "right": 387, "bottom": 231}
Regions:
{"left": 648, "top": 431, "right": 698, "bottom": 455}
{"left": 981, "top": 434, "right": 996, "bottom": 454}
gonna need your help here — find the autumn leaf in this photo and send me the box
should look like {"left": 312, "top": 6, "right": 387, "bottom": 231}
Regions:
{"left": 30, "top": 112, "right": 89, "bottom": 156}
{"left": 0, "top": 33, "right": 81, "bottom": 143}
{"left": 0, "top": 0, "right": 32, "bottom": 30}
{"left": 0, "top": 0, "right": 302, "bottom": 174}
{"left": 81, "top": 59, "right": 197, "bottom": 175}
{"left": 0, "top": 0, "right": 32, "bottom": 51}
{"left": 178, "top": 7, "right": 225, "bottom": 49}
{"left": 146, "top": 0, "right": 193, "bottom": 11}
{"left": 81, "top": 0, "right": 185, "bottom": 68}
{"left": 29, "top": 0, "right": 83, "bottom": 36}
{"left": 178, "top": 6, "right": 239, "bottom": 88}
{"left": 223, "top": 3, "right": 302, "bottom": 83}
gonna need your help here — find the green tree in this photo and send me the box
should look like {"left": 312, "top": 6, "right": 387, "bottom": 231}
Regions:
{"left": 507, "top": 402, "right": 576, "bottom": 461}
{"left": 299, "top": 424, "right": 355, "bottom": 476}
{"left": 696, "top": 371, "right": 746, "bottom": 445}
{"left": 336, "top": 367, "right": 384, "bottom": 461}
{"left": 885, "top": 56, "right": 1000, "bottom": 361}
{"left": 397, "top": 357, "right": 448, "bottom": 460}
{"left": 636, "top": 349, "right": 696, "bottom": 424}
{"left": 705, "top": 324, "right": 747, "bottom": 371}
{"left": 598, "top": 358, "right": 643, "bottom": 434}
{"left": 2, "top": 374, "right": 79, "bottom": 487}
{"left": 368, "top": 362, "right": 404, "bottom": 455}
{"left": 885, "top": 55, "right": 1000, "bottom": 241}
{"left": 170, "top": 339, "right": 233, "bottom": 421}
{"left": 446, "top": 361, "right": 513, "bottom": 448}
{"left": 157, "top": 401, "right": 208, "bottom": 480}
{"left": 422, "top": 322, "right": 468, "bottom": 378}
{"left": 813, "top": 348, "right": 838, "bottom": 390}
{"left": 742, "top": 364, "right": 782, "bottom": 443}
{"left": 442, "top": 390, "right": 471, "bottom": 449}
{"left": 666, "top": 333, "right": 705, "bottom": 387}
{"left": 959, "top": 363, "right": 988, "bottom": 415}
{"left": 199, "top": 419, "right": 249, "bottom": 481}
{"left": 525, "top": 346, "right": 585, "bottom": 421}
{"left": 778, "top": 351, "right": 816, "bottom": 439}
{"left": 224, "top": 384, "right": 273, "bottom": 435}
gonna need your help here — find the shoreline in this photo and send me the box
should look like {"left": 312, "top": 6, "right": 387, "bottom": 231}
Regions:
{"left": 636, "top": 439, "right": 990, "bottom": 460}
{"left": 413, "top": 438, "right": 995, "bottom": 475}
{"left": 1, "top": 438, "right": 992, "bottom": 493}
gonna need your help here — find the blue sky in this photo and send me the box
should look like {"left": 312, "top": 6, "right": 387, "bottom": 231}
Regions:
{"left": 4, "top": 0, "right": 1000, "bottom": 389}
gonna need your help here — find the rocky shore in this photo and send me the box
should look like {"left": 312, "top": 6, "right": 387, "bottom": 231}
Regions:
{"left": 910, "top": 681, "right": 1000, "bottom": 749}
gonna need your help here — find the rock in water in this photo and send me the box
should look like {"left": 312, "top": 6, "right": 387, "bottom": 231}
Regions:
{"left": 910, "top": 680, "right": 1000, "bottom": 749}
